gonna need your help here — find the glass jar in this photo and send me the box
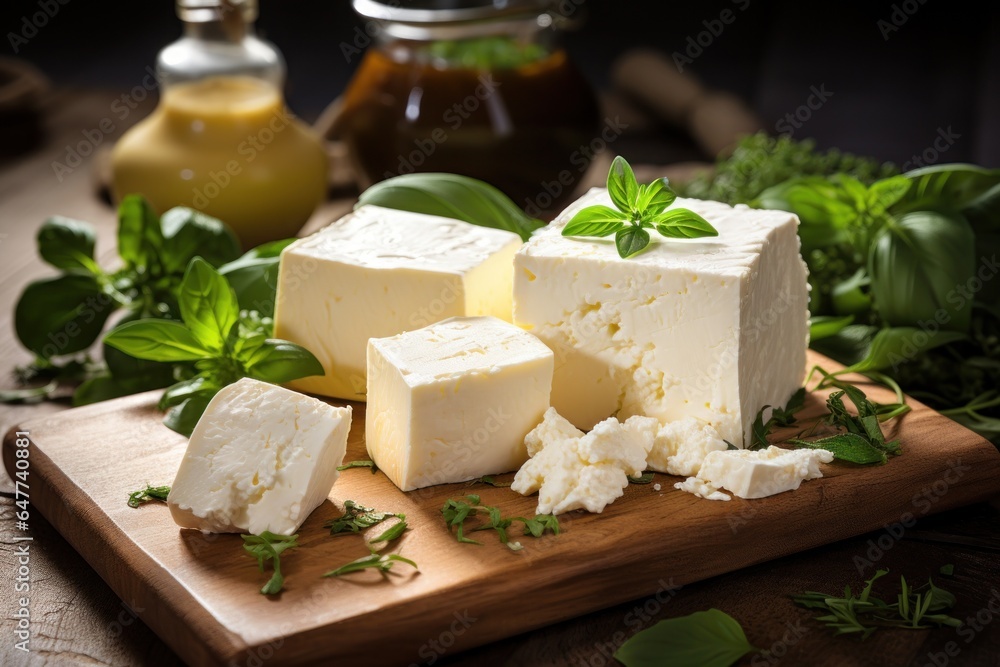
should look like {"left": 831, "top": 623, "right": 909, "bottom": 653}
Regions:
{"left": 111, "top": 0, "right": 328, "bottom": 248}
{"left": 334, "top": 0, "right": 600, "bottom": 218}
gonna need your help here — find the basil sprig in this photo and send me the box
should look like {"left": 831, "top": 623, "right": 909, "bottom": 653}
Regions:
{"left": 562, "top": 157, "right": 718, "bottom": 258}
{"left": 104, "top": 258, "right": 324, "bottom": 436}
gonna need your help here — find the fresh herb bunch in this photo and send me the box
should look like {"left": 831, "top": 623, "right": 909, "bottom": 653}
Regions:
{"left": 242, "top": 531, "right": 299, "bottom": 595}
{"left": 103, "top": 257, "right": 324, "bottom": 436}
{"left": 441, "top": 494, "right": 559, "bottom": 552}
{"left": 126, "top": 484, "right": 171, "bottom": 508}
{"left": 561, "top": 157, "right": 718, "bottom": 258}
{"left": 677, "top": 132, "right": 899, "bottom": 205}
{"left": 758, "top": 164, "right": 1000, "bottom": 441}
{"left": 793, "top": 569, "right": 961, "bottom": 638}
{"left": 7, "top": 195, "right": 291, "bottom": 407}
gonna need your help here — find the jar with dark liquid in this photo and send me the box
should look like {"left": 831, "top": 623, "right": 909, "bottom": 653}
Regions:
{"left": 335, "top": 0, "right": 600, "bottom": 218}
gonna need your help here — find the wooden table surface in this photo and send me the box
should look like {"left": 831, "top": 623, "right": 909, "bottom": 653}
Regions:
{"left": 1, "top": 90, "right": 999, "bottom": 667}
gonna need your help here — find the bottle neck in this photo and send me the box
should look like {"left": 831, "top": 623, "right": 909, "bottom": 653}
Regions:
{"left": 182, "top": 18, "right": 254, "bottom": 43}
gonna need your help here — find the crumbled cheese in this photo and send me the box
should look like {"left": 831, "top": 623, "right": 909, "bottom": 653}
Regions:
{"left": 648, "top": 417, "right": 729, "bottom": 477}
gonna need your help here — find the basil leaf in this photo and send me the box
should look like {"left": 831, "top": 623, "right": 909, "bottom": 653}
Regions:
{"left": 869, "top": 211, "right": 976, "bottom": 332}
{"left": 867, "top": 175, "right": 911, "bottom": 214}
{"left": 14, "top": 274, "right": 115, "bottom": 357}
{"left": 356, "top": 173, "right": 545, "bottom": 242}
{"left": 614, "top": 609, "right": 757, "bottom": 667}
{"left": 219, "top": 239, "right": 295, "bottom": 316}
{"left": 243, "top": 340, "right": 325, "bottom": 383}
{"left": 117, "top": 195, "right": 164, "bottom": 274}
{"left": 634, "top": 177, "right": 676, "bottom": 214}
{"left": 790, "top": 433, "right": 887, "bottom": 465}
{"left": 163, "top": 394, "right": 213, "bottom": 437}
{"left": 809, "top": 315, "right": 855, "bottom": 341}
{"left": 845, "top": 327, "right": 966, "bottom": 373}
{"left": 615, "top": 226, "right": 650, "bottom": 259}
{"left": 178, "top": 258, "right": 240, "bottom": 352}
{"left": 561, "top": 206, "right": 626, "bottom": 237}
{"left": 830, "top": 268, "right": 871, "bottom": 317}
{"left": 73, "top": 372, "right": 172, "bottom": 407}
{"left": 896, "top": 164, "right": 1000, "bottom": 215}
{"left": 159, "top": 207, "right": 241, "bottom": 274}
{"left": 158, "top": 376, "right": 219, "bottom": 410}
{"left": 37, "top": 216, "right": 99, "bottom": 273}
{"left": 652, "top": 209, "right": 719, "bottom": 239}
{"left": 104, "top": 320, "right": 211, "bottom": 362}
{"left": 607, "top": 155, "right": 640, "bottom": 214}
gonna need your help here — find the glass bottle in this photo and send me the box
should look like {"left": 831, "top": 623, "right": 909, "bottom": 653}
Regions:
{"left": 334, "top": 0, "right": 600, "bottom": 219}
{"left": 111, "top": 0, "right": 328, "bottom": 248}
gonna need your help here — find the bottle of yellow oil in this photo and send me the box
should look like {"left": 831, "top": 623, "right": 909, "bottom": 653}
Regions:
{"left": 111, "top": 0, "right": 327, "bottom": 248}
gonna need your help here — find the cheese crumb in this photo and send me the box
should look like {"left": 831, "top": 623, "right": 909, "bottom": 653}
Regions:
{"left": 675, "top": 445, "right": 833, "bottom": 501}
{"left": 652, "top": 483, "right": 662, "bottom": 491}
{"left": 648, "top": 417, "right": 728, "bottom": 477}
{"left": 674, "top": 476, "right": 731, "bottom": 502}
{"left": 512, "top": 408, "right": 657, "bottom": 515}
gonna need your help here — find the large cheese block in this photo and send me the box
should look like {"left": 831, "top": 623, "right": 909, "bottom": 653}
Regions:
{"left": 513, "top": 188, "right": 809, "bottom": 446}
{"left": 273, "top": 205, "right": 522, "bottom": 400}
{"left": 167, "top": 378, "right": 351, "bottom": 535}
{"left": 366, "top": 316, "right": 553, "bottom": 492}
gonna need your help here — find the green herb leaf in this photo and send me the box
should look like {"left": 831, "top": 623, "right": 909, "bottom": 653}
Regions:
{"left": 179, "top": 258, "right": 240, "bottom": 353}
{"left": 634, "top": 177, "right": 676, "bottom": 213}
{"left": 615, "top": 226, "right": 650, "bottom": 258}
{"left": 163, "top": 393, "right": 214, "bottom": 437}
{"left": 441, "top": 495, "right": 559, "bottom": 551}
{"left": 323, "top": 552, "right": 418, "bottom": 577}
{"left": 651, "top": 209, "right": 719, "bottom": 239}
{"left": 338, "top": 460, "right": 378, "bottom": 474}
{"left": 158, "top": 376, "right": 218, "bottom": 411}
{"left": 614, "top": 609, "right": 758, "bottom": 667}
{"left": 561, "top": 205, "right": 627, "bottom": 237}
{"left": 809, "top": 315, "right": 855, "bottom": 341}
{"left": 218, "top": 239, "right": 295, "bottom": 317}
{"left": 368, "top": 518, "right": 408, "bottom": 547}
{"left": 470, "top": 475, "right": 510, "bottom": 487}
{"left": 356, "top": 173, "right": 545, "bottom": 242}
{"left": 628, "top": 471, "right": 655, "bottom": 484}
{"left": 845, "top": 327, "right": 966, "bottom": 374}
{"left": 939, "top": 564, "right": 955, "bottom": 576}
{"left": 607, "top": 156, "right": 640, "bottom": 214}
{"left": 104, "top": 319, "right": 211, "bottom": 362}
{"left": 242, "top": 340, "right": 325, "bottom": 383}
{"left": 326, "top": 500, "right": 402, "bottom": 535}
{"left": 790, "top": 433, "right": 888, "bottom": 465}
{"left": 117, "top": 194, "right": 164, "bottom": 274}
{"left": 158, "top": 207, "right": 241, "bottom": 274}
{"left": 866, "top": 175, "right": 911, "bottom": 214}
{"left": 242, "top": 532, "right": 298, "bottom": 595}
{"left": 127, "top": 484, "right": 171, "bottom": 508}
{"left": 37, "top": 216, "right": 99, "bottom": 273}
{"left": 14, "top": 274, "right": 115, "bottom": 357}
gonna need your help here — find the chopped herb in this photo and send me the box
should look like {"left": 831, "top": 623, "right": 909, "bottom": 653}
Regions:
{"left": 338, "top": 460, "right": 378, "bottom": 474}
{"left": 628, "top": 471, "right": 655, "bottom": 484}
{"left": 325, "top": 500, "right": 403, "bottom": 536}
{"left": 368, "top": 518, "right": 408, "bottom": 548}
{"left": 127, "top": 484, "right": 171, "bottom": 508}
{"left": 242, "top": 531, "right": 299, "bottom": 595}
{"left": 469, "top": 475, "right": 511, "bottom": 488}
{"left": 940, "top": 564, "right": 955, "bottom": 576}
{"left": 792, "top": 569, "right": 962, "bottom": 638}
{"left": 323, "top": 552, "right": 418, "bottom": 577}
{"left": 441, "top": 494, "right": 559, "bottom": 551}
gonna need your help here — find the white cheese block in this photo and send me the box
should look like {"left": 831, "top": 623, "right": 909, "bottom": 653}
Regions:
{"left": 513, "top": 188, "right": 809, "bottom": 446}
{"left": 675, "top": 445, "right": 834, "bottom": 501}
{"left": 511, "top": 408, "right": 658, "bottom": 515}
{"left": 274, "top": 205, "right": 522, "bottom": 400}
{"left": 366, "top": 316, "right": 553, "bottom": 492}
{"left": 167, "top": 378, "right": 351, "bottom": 535}
{"left": 648, "top": 417, "right": 729, "bottom": 477}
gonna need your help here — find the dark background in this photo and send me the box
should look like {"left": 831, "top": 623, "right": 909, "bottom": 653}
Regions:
{"left": 5, "top": 0, "right": 1000, "bottom": 166}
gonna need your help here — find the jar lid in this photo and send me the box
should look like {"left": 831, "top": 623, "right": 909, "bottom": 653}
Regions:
{"left": 352, "top": 0, "right": 581, "bottom": 39}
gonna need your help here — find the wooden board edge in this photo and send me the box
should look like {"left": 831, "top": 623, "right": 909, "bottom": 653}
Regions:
{"left": 2, "top": 425, "right": 247, "bottom": 667}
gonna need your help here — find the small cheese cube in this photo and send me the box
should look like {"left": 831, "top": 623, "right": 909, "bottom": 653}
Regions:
{"left": 167, "top": 378, "right": 351, "bottom": 535}
{"left": 514, "top": 188, "right": 809, "bottom": 446}
{"left": 366, "top": 316, "right": 553, "bottom": 491}
{"left": 512, "top": 408, "right": 658, "bottom": 515}
{"left": 274, "top": 205, "right": 522, "bottom": 400}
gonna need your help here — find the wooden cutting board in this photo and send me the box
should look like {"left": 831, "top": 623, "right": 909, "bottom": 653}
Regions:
{"left": 4, "top": 351, "right": 1000, "bottom": 667}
